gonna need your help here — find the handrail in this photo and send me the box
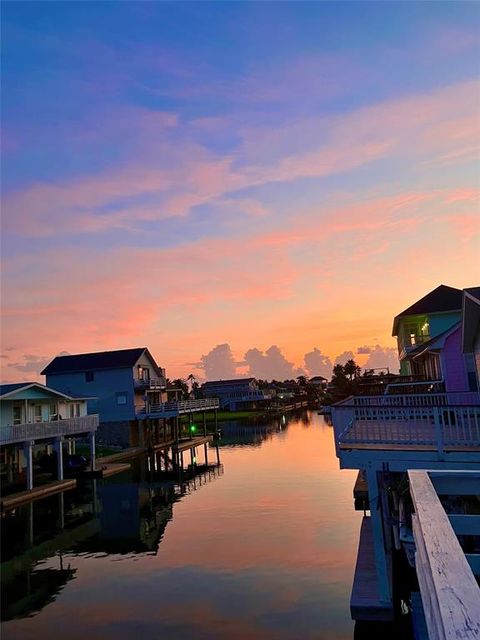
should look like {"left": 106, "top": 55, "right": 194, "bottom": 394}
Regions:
{"left": 335, "top": 391, "right": 480, "bottom": 407}
{"left": 0, "top": 414, "right": 99, "bottom": 444}
{"left": 409, "top": 471, "right": 480, "bottom": 640}
{"left": 140, "top": 398, "right": 220, "bottom": 415}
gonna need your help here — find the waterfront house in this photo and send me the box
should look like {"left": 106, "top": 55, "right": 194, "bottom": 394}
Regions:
{"left": 0, "top": 382, "right": 98, "bottom": 492}
{"left": 331, "top": 286, "right": 480, "bottom": 634}
{"left": 42, "top": 348, "right": 220, "bottom": 450}
{"left": 201, "top": 378, "right": 273, "bottom": 411}
{"left": 392, "top": 284, "right": 477, "bottom": 393}
{"left": 42, "top": 348, "right": 167, "bottom": 447}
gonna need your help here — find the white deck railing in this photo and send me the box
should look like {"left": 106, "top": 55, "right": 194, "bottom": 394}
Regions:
{"left": 0, "top": 414, "right": 99, "bottom": 445}
{"left": 138, "top": 398, "right": 220, "bottom": 416}
{"left": 331, "top": 392, "right": 480, "bottom": 450}
{"left": 134, "top": 377, "right": 167, "bottom": 389}
{"left": 409, "top": 471, "right": 480, "bottom": 640}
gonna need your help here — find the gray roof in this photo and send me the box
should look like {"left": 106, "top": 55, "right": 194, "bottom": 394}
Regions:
{"left": 0, "top": 382, "right": 35, "bottom": 396}
{"left": 0, "top": 382, "right": 93, "bottom": 400}
{"left": 392, "top": 285, "right": 463, "bottom": 336}
{"left": 41, "top": 347, "right": 159, "bottom": 375}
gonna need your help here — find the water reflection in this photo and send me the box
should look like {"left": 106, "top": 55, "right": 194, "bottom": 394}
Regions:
{"left": 1, "top": 463, "right": 223, "bottom": 621}
{"left": 2, "top": 412, "right": 367, "bottom": 640}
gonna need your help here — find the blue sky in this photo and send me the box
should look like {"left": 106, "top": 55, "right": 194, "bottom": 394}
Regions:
{"left": 2, "top": 1, "right": 479, "bottom": 380}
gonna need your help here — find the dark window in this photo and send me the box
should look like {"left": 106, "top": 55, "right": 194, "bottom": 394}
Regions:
{"left": 467, "top": 371, "right": 478, "bottom": 392}
{"left": 85, "top": 371, "right": 94, "bottom": 382}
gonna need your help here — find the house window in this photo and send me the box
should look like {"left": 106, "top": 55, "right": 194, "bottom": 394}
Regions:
{"left": 35, "top": 405, "right": 43, "bottom": 422}
{"left": 49, "top": 403, "right": 58, "bottom": 419}
{"left": 13, "top": 406, "right": 22, "bottom": 425}
{"left": 69, "top": 403, "right": 81, "bottom": 418}
{"left": 116, "top": 392, "right": 128, "bottom": 406}
{"left": 138, "top": 366, "right": 150, "bottom": 381}
{"left": 85, "top": 371, "right": 94, "bottom": 382}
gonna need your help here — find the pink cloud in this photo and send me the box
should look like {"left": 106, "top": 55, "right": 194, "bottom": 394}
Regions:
{"left": 4, "top": 78, "right": 478, "bottom": 239}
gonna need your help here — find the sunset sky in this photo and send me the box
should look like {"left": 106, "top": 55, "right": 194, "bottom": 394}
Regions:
{"left": 2, "top": 2, "right": 480, "bottom": 382}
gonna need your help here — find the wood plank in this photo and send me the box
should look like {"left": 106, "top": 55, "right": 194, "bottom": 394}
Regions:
{"left": 409, "top": 470, "right": 480, "bottom": 640}
{"left": 173, "top": 435, "right": 213, "bottom": 452}
{"left": 1, "top": 479, "right": 76, "bottom": 511}
{"left": 350, "top": 516, "right": 394, "bottom": 621}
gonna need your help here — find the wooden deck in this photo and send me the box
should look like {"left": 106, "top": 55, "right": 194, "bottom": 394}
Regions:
{"left": 173, "top": 435, "right": 213, "bottom": 452}
{"left": 1, "top": 478, "right": 76, "bottom": 511}
{"left": 340, "top": 418, "right": 480, "bottom": 452}
{"left": 80, "top": 462, "right": 131, "bottom": 478}
{"left": 351, "top": 516, "right": 394, "bottom": 621}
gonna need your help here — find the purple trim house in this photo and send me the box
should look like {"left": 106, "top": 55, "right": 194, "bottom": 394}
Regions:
{"left": 399, "top": 287, "right": 479, "bottom": 393}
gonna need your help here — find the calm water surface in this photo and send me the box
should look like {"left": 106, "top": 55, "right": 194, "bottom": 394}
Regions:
{"left": 2, "top": 411, "right": 362, "bottom": 640}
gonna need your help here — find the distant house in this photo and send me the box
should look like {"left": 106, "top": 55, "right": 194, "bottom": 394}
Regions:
{"left": 0, "top": 382, "right": 98, "bottom": 491}
{"left": 201, "top": 378, "right": 273, "bottom": 411}
{"left": 309, "top": 376, "right": 328, "bottom": 388}
{"left": 392, "top": 284, "right": 478, "bottom": 392}
{"left": 42, "top": 348, "right": 167, "bottom": 446}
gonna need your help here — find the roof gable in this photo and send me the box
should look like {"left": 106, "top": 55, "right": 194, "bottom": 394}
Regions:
{"left": 392, "top": 285, "right": 463, "bottom": 336}
{"left": 41, "top": 348, "right": 152, "bottom": 375}
{"left": 0, "top": 382, "right": 89, "bottom": 401}
{"left": 410, "top": 322, "right": 461, "bottom": 360}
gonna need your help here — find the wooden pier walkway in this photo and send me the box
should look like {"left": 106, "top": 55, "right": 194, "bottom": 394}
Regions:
{"left": 351, "top": 516, "right": 393, "bottom": 621}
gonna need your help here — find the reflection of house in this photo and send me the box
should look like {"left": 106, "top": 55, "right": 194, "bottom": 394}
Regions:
{"left": 0, "top": 382, "right": 98, "bottom": 491}
{"left": 42, "top": 348, "right": 167, "bottom": 447}
{"left": 392, "top": 284, "right": 477, "bottom": 392}
{"left": 201, "top": 378, "right": 273, "bottom": 411}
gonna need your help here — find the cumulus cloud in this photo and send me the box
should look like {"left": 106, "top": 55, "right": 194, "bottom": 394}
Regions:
{"left": 244, "top": 345, "right": 301, "bottom": 380}
{"left": 334, "top": 351, "right": 356, "bottom": 366}
{"left": 195, "top": 344, "right": 238, "bottom": 380}
{"left": 6, "top": 350, "right": 71, "bottom": 377}
{"left": 303, "top": 347, "right": 333, "bottom": 379}
{"left": 362, "top": 345, "right": 400, "bottom": 373}
{"left": 357, "top": 345, "right": 373, "bottom": 355}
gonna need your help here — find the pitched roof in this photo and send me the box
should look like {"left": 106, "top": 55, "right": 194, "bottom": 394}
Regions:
{"left": 409, "top": 322, "right": 461, "bottom": 360}
{"left": 41, "top": 348, "right": 150, "bottom": 375}
{"left": 0, "top": 381, "right": 92, "bottom": 400}
{"left": 465, "top": 286, "right": 480, "bottom": 303}
{"left": 392, "top": 285, "right": 463, "bottom": 336}
{"left": 202, "top": 378, "right": 255, "bottom": 386}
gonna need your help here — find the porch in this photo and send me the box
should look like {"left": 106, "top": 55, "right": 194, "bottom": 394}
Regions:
{"left": 332, "top": 392, "right": 480, "bottom": 452}
{"left": 137, "top": 398, "right": 220, "bottom": 418}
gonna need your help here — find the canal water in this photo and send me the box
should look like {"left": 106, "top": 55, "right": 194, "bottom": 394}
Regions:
{"left": 1, "top": 411, "right": 365, "bottom": 640}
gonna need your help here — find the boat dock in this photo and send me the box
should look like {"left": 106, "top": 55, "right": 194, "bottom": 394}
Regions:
{"left": 1, "top": 478, "right": 77, "bottom": 511}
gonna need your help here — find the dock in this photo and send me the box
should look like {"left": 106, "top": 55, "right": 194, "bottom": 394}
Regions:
{"left": 351, "top": 516, "right": 393, "bottom": 621}
{"left": 353, "top": 470, "right": 369, "bottom": 511}
{"left": 1, "top": 478, "right": 77, "bottom": 511}
{"left": 80, "top": 462, "right": 131, "bottom": 479}
{"left": 173, "top": 435, "right": 212, "bottom": 452}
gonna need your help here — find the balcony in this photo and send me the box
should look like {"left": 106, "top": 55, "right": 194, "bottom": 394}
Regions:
{"left": 331, "top": 392, "right": 480, "bottom": 452}
{"left": 137, "top": 398, "right": 220, "bottom": 418}
{"left": 0, "top": 415, "right": 99, "bottom": 445}
{"left": 134, "top": 377, "right": 167, "bottom": 390}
